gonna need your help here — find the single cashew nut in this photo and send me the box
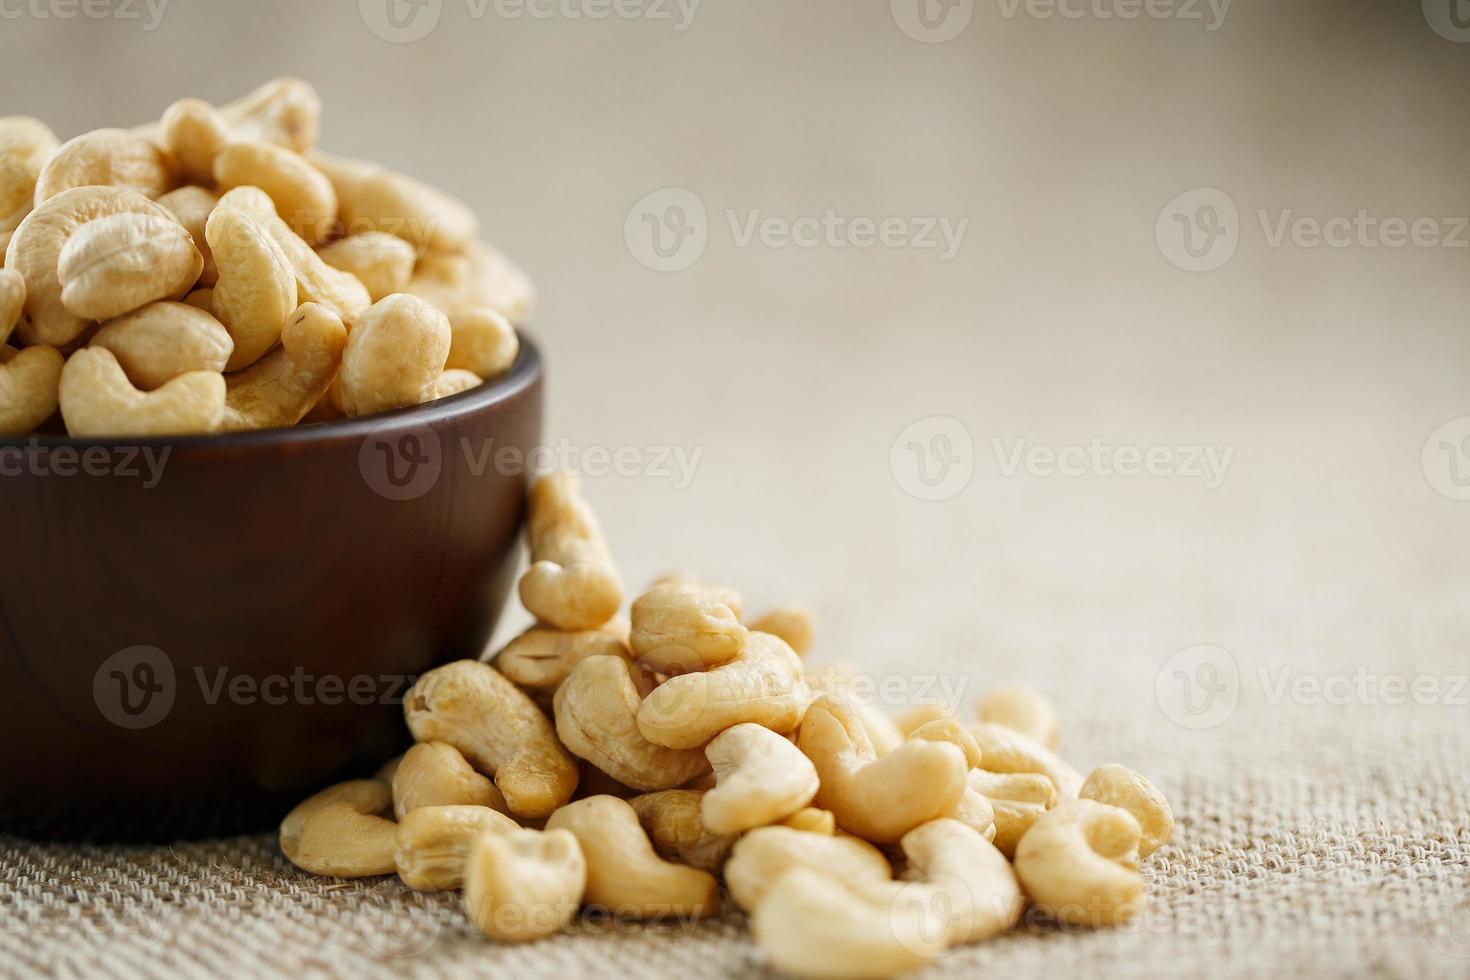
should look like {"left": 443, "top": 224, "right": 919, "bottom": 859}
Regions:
{"left": 90, "top": 302, "right": 233, "bottom": 390}
{"left": 977, "top": 685, "right": 1059, "bottom": 749}
{"left": 394, "top": 803, "right": 519, "bottom": 891}
{"left": 553, "top": 655, "right": 710, "bottom": 792}
{"left": 279, "top": 779, "right": 396, "bottom": 878}
{"left": 220, "top": 302, "right": 346, "bottom": 431}
{"left": 519, "top": 472, "right": 623, "bottom": 630}
{"left": 807, "top": 662, "right": 906, "bottom": 756}
{"left": 637, "top": 631, "right": 806, "bottom": 751}
{"left": 158, "top": 98, "right": 231, "bottom": 185}
{"left": 317, "top": 232, "right": 415, "bottom": 302}
{"left": 0, "top": 116, "right": 59, "bottom": 232}
{"left": 445, "top": 305, "right": 519, "bottom": 379}
{"left": 406, "top": 239, "right": 536, "bottom": 323}
{"left": 214, "top": 142, "right": 336, "bottom": 244}
{"left": 899, "top": 818, "right": 1023, "bottom": 945}
{"left": 314, "top": 150, "right": 476, "bottom": 253}
{"left": 702, "top": 723, "right": 819, "bottom": 835}
{"left": 219, "top": 78, "right": 322, "bottom": 153}
{"left": 904, "top": 722, "right": 994, "bottom": 840}
{"left": 57, "top": 212, "right": 202, "bottom": 320}
{"left": 338, "top": 292, "right": 450, "bottom": 416}
{"left": 724, "top": 825, "right": 891, "bottom": 913}
{"left": 906, "top": 718, "right": 982, "bottom": 769}
{"left": 968, "top": 768, "right": 1057, "bottom": 858}
{"left": 434, "top": 367, "right": 482, "bottom": 399}
{"left": 780, "top": 807, "right": 836, "bottom": 835}
{"left": 392, "top": 741, "right": 509, "bottom": 821}
{"left": 969, "top": 721, "right": 1084, "bottom": 798}
{"left": 1014, "top": 799, "right": 1145, "bottom": 927}
{"left": 545, "top": 795, "right": 719, "bottom": 919}
{"left": 493, "top": 619, "right": 631, "bottom": 698}
{"left": 33, "top": 128, "right": 174, "bottom": 206}
{"left": 464, "top": 828, "right": 587, "bottom": 942}
{"left": 747, "top": 604, "right": 816, "bottom": 655}
{"left": 0, "top": 343, "right": 63, "bottom": 435}
{"left": 404, "top": 660, "right": 579, "bottom": 818}
{"left": 156, "top": 185, "right": 219, "bottom": 287}
{"left": 797, "top": 695, "right": 968, "bottom": 843}
{"left": 1079, "top": 764, "right": 1173, "bottom": 858}
{"left": 630, "top": 580, "right": 749, "bottom": 673}
{"left": 206, "top": 203, "right": 297, "bottom": 371}
{"left": 59, "top": 346, "right": 223, "bottom": 437}
{"left": 627, "top": 789, "right": 738, "bottom": 874}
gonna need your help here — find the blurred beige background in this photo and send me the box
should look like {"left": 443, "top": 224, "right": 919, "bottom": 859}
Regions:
{"left": 4, "top": 1, "right": 1469, "bottom": 976}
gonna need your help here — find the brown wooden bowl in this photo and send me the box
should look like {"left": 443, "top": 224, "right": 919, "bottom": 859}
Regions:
{"left": 0, "top": 337, "right": 542, "bottom": 842}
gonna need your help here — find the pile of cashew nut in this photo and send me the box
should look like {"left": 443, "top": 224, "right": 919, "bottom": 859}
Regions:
{"left": 280, "top": 473, "right": 1176, "bottom": 977}
{"left": 0, "top": 79, "right": 529, "bottom": 437}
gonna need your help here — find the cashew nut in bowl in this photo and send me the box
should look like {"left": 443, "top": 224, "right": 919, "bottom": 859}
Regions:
{"left": 723, "top": 825, "right": 891, "bottom": 913}
{"left": 90, "top": 302, "right": 233, "bottom": 390}
{"left": 636, "top": 631, "right": 806, "bottom": 750}
{"left": 0, "top": 116, "right": 59, "bottom": 233}
{"left": 493, "top": 619, "right": 631, "bottom": 700}
{"left": 1079, "top": 764, "right": 1173, "bottom": 858}
{"left": 392, "top": 741, "right": 509, "bottom": 821}
{"left": 701, "top": 723, "right": 819, "bottom": 835}
{"left": 463, "top": 828, "right": 587, "bottom": 942}
{"left": 311, "top": 149, "right": 476, "bottom": 254}
{"left": 968, "top": 721, "right": 1084, "bottom": 798}
{"left": 213, "top": 142, "right": 337, "bottom": 244}
{"left": 337, "top": 293, "right": 450, "bottom": 416}
{"left": 519, "top": 472, "right": 624, "bottom": 630}
{"left": 747, "top": 604, "right": 815, "bottom": 655}
{"left": 159, "top": 98, "right": 231, "bottom": 185}
{"left": 317, "top": 232, "right": 415, "bottom": 302}
{"left": 630, "top": 580, "right": 749, "bottom": 673}
{"left": 0, "top": 343, "right": 64, "bottom": 435}
{"left": 1013, "top": 798, "right": 1145, "bottom": 927}
{"left": 969, "top": 768, "right": 1057, "bottom": 858}
{"left": 394, "top": 803, "right": 519, "bottom": 891}
{"left": 56, "top": 212, "right": 203, "bottom": 321}
{"left": 205, "top": 202, "right": 298, "bottom": 371}
{"left": 220, "top": 302, "right": 346, "bottom": 431}
{"left": 279, "top": 779, "right": 397, "bottom": 878}
{"left": 977, "top": 685, "right": 1060, "bottom": 749}
{"left": 898, "top": 818, "right": 1023, "bottom": 945}
{"left": 218, "top": 78, "right": 322, "bottom": 153}
{"left": 445, "top": 306, "right": 520, "bottom": 380}
{"left": 59, "top": 347, "right": 223, "bottom": 437}
{"left": 627, "top": 789, "right": 738, "bottom": 874}
{"left": 404, "top": 660, "right": 579, "bottom": 819}
{"left": 406, "top": 239, "right": 536, "bottom": 323}
{"left": 156, "top": 186, "right": 220, "bottom": 287}
{"left": 544, "top": 795, "right": 719, "bottom": 919}
{"left": 33, "top": 128, "right": 174, "bottom": 205}
{"left": 434, "top": 368, "right": 482, "bottom": 400}
{"left": 553, "top": 655, "right": 710, "bottom": 792}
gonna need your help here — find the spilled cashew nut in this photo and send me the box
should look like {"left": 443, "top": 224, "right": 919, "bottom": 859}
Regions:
{"left": 1079, "top": 764, "right": 1173, "bottom": 858}
{"left": 59, "top": 347, "right": 223, "bottom": 437}
{"left": 969, "top": 768, "right": 1057, "bottom": 858}
{"left": 0, "top": 116, "right": 59, "bottom": 232}
{"left": 446, "top": 306, "right": 519, "bottom": 380}
{"left": 206, "top": 202, "right": 297, "bottom": 371}
{"left": 898, "top": 818, "right": 1023, "bottom": 945}
{"left": 724, "top": 824, "right": 891, "bottom": 913}
{"left": 337, "top": 292, "right": 450, "bottom": 416}
{"left": 394, "top": 803, "right": 519, "bottom": 891}
{"left": 279, "top": 779, "right": 396, "bottom": 878}
{"left": 630, "top": 580, "right": 748, "bottom": 673}
{"left": 748, "top": 604, "right": 815, "bottom": 655}
{"left": 33, "top": 128, "right": 174, "bottom": 205}
{"left": 220, "top": 302, "right": 346, "bottom": 431}
{"left": 969, "top": 721, "right": 1083, "bottom": 798}
{"left": 464, "top": 828, "right": 587, "bottom": 942}
{"left": 627, "top": 789, "right": 738, "bottom": 874}
{"left": 213, "top": 142, "right": 337, "bottom": 243}
{"left": 1013, "top": 799, "right": 1145, "bottom": 927}
{"left": 90, "top": 302, "right": 233, "bottom": 390}
{"left": 317, "top": 232, "right": 415, "bottom": 302}
{"left": 57, "top": 212, "right": 202, "bottom": 320}
{"left": 493, "top": 619, "right": 631, "bottom": 699}
{"left": 519, "top": 472, "right": 623, "bottom": 630}
{"left": 392, "top": 741, "right": 508, "bottom": 821}
{"left": 701, "top": 723, "right": 819, "bottom": 835}
{"left": 0, "top": 343, "right": 63, "bottom": 435}
{"left": 977, "top": 685, "right": 1060, "bottom": 749}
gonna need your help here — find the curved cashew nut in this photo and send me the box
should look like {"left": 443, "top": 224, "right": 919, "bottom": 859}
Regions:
{"left": 968, "top": 721, "right": 1083, "bottom": 798}
{"left": 59, "top": 346, "right": 223, "bottom": 437}
{"left": 205, "top": 202, "right": 297, "bottom": 371}
{"left": 898, "top": 818, "right": 1023, "bottom": 945}
{"left": 747, "top": 604, "right": 815, "bottom": 655}
{"left": 637, "top": 631, "right": 805, "bottom": 750}
{"left": 807, "top": 661, "right": 906, "bottom": 756}
{"left": 214, "top": 142, "right": 337, "bottom": 244}
{"left": 406, "top": 239, "right": 536, "bottom": 323}
{"left": 218, "top": 78, "right": 322, "bottom": 153}
{"left": 797, "top": 695, "right": 968, "bottom": 843}
{"left": 519, "top": 472, "right": 623, "bottom": 630}
{"left": 57, "top": 212, "right": 202, "bottom": 321}
{"left": 724, "top": 824, "right": 891, "bottom": 913}
{"left": 969, "top": 768, "right": 1057, "bottom": 858}
{"left": 404, "top": 660, "right": 579, "bottom": 818}
{"left": 627, "top": 789, "right": 738, "bottom": 874}
{"left": 553, "top": 655, "right": 709, "bottom": 792}
{"left": 1079, "top": 764, "right": 1173, "bottom": 858}
{"left": 91, "top": 301, "right": 233, "bottom": 390}
{"left": 1013, "top": 799, "right": 1145, "bottom": 927}
{"left": 701, "top": 722, "right": 819, "bottom": 834}
{"left": 464, "top": 827, "right": 587, "bottom": 942}
{"left": 338, "top": 292, "right": 450, "bottom": 416}
{"left": 156, "top": 185, "right": 220, "bottom": 287}
{"left": 630, "top": 580, "right": 749, "bottom": 673}
{"left": 392, "top": 741, "right": 509, "bottom": 821}
{"left": 0, "top": 116, "right": 59, "bottom": 233}
{"left": 221, "top": 302, "right": 346, "bottom": 431}
{"left": 33, "top": 128, "right": 174, "bottom": 205}
{"left": 159, "top": 98, "right": 231, "bottom": 185}
{"left": 317, "top": 232, "right": 416, "bottom": 302}
{"left": 279, "top": 779, "right": 396, "bottom": 878}
{"left": 0, "top": 343, "right": 63, "bottom": 435}
{"left": 493, "top": 619, "right": 631, "bottom": 698}
{"left": 544, "top": 795, "right": 719, "bottom": 919}
{"left": 445, "top": 305, "right": 519, "bottom": 380}
{"left": 977, "top": 685, "right": 1059, "bottom": 749}
{"left": 394, "top": 803, "right": 519, "bottom": 891}
{"left": 312, "top": 149, "right": 476, "bottom": 253}
{"left": 906, "top": 718, "right": 982, "bottom": 768}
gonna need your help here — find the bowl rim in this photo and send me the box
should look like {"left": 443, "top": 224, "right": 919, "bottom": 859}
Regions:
{"left": 0, "top": 331, "right": 542, "bottom": 451}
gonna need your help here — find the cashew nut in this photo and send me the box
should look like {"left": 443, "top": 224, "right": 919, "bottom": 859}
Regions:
{"left": 701, "top": 723, "right": 819, "bottom": 834}
{"left": 56, "top": 212, "right": 202, "bottom": 320}
{"left": 0, "top": 116, "right": 59, "bottom": 232}
{"left": 519, "top": 472, "right": 623, "bottom": 630}
{"left": 392, "top": 741, "right": 508, "bottom": 821}
{"left": 394, "top": 803, "right": 519, "bottom": 891}
{"left": 404, "top": 660, "right": 579, "bottom": 818}
{"left": 747, "top": 604, "right": 815, "bottom": 655}
{"left": 214, "top": 142, "right": 337, "bottom": 244}
{"left": 493, "top": 618, "right": 631, "bottom": 698}
{"left": 90, "top": 302, "right": 233, "bottom": 390}
{"left": 969, "top": 721, "right": 1083, "bottom": 798}
{"left": 544, "top": 795, "right": 719, "bottom": 919}
{"left": 445, "top": 305, "right": 519, "bottom": 380}
{"left": 219, "top": 78, "right": 322, "bottom": 153}
{"left": 553, "top": 655, "right": 709, "bottom": 792}
{"left": 808, "top": 661, "right": 906, "bottom": 756}
{"left": 33, "top": 128, "right": 174, "bottom": 205}
{"left": 898, "top": 818, "right": 1023, "bottom": 945}
{"left": 724, "top": 824, "right": 891, "bottom": 913}
{"left": 159, "top": 98, "right": 231, "bottom": 185}
{"left": 893, "top": 703, "right": 952, "bottom": 736}
{"left": 156, "top": 185, "right": 219, "bottom": 287}
{"left": 780, "top": 807, "right": 836, "bottom": 835}
{"left": 968, "top": 768, "right": 1057, "bottom": 858}
{"left": 279, "top": 779, "right": 396, "bottom": 878}
{"left": 317, "top": 232, "right": 415, "bottom": 302}
{"left": 205, "top": 201, "right": 297, "bottom": 370}
{"left": 220, "top": 302, "right": 346, "bottom": 431}
{"left": 463, "top": 827, "right": 587, "bottom": 942}
{"left": 630, "top": 580, "right": 749, "bottom": 673}
{"left": 434, "top": 368, "right": 482, "bottom": 399}
{"left": 312, "top": 150, "right": 476, "bottom": 253}
{"left": 0, "top": 343, "right": 63, "bottom": 435}
{"left": 1013, "top": 799, "right": 1145, "bottom": 927}
{"left": 332, "top": 292, "right": 449, "bottom": 415}
{"left": 637, "top": 631, "right": 806, "bottom": 750}
{"left": 977, "top": 685, "right": 1059, "bottom": 749}
{"left": 906, "top": 718, "right": 982, "bottom": 768}
{"left": 58, "top": 346, "right": 223, "bottom": 436}
{"left": 406, "top": 239, "right": 536, "bottom": 323}
{"left": 1078, "top": 764, "right": 1173, "bottom": 858}
{"left": 627, "top": 789, "right": 738, "bottom": 873}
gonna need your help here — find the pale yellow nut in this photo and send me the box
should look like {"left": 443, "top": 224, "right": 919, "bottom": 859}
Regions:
{"left": 893, "top": 703, "right": 952, "bottom": 736}
{"left": 968, "top": 769, "right": 1057, "bottom": 858}
{"left": 313, "top": 150, "right": 476, "bottom": 253}
{"left": 627, "top": 790, "right": 738, "bottom": 874}
{"left": 90, "top": 302, "right": 233, "bottom": 391}
{"left": 0, "top": 116, "right": 59, "bottom": 233}
{"left": 969, "top": 721, "right": 1083, "bottom": 798}
{"left": 156, "top": 185, "right": 219, "bottom": 287}
{"left": 279, "top": 779, "right": 396, "bottom": 878}
{"left": 0, "top": 344, "right": 63, "bottom": 435}
{"left": 945, "top": 786, "right": 997, "bottom": 843}
{"left": 219, "top": 78, "right": 321, "bottom": 153}
{"left": 747, "top": 605, "right": 815, "bottom": 655}
{"left": 977, "top": 685, "right": 1060, "bottom": 749}
{"left": 394, "top": 803, "right": 519, "bottom": 891}
{"left": 1013, "top": 799, "right": 1145, "bottom": 927}
{"left": 158, "top": 98, "right": 231, "bottom": 185}
{"left": 407, "top": 239, "right": 536, "bottom": 323}
{"left": 403, "top": 660, "right": 579, "bottom": 819}
{"left": 779, "top": 807, "right": 836, "bottom": 835}
{"left": 545, "top": 795, "right": 720, "bottom": 919}
{"left": 519, "top": 472, "right": 623, "bottom": 630}
{"left": 1079, "top": 764, "right": 1173, "bottom": 858}
{"left": 220, "top": 302, "right": 346, "bottom": 431}
{"left": 553, "top": 655, "right": 709, "bottom": 792}
{"left": 0, "top": 267, "right": 23, "bottom": 347}
{"left": 206, "top": 203, "right": 297, "bottom": 371}
{"left": 806, "top": 661, "right": 906, "bottom": 756}
{"left": 33, "top": 128, "right": 174, "bottom": 205}
{"left": 702, "top": 723, "right": 819, "bottom": 835}
{"left": 7, "top": 186, "right": 180, "bottom": 348}
{"left": 797, "top": 695, "right": 969, "bottom": 843}
{"left": 724, "top": 825, "right": 891, "bottom": 913}
{"left": 316, "top": 232, "right": 415, "bottom": 302}
{"left": 464, "top": 828, "right": 586, "bottom": 942}
{"left": 646, "top": 572, "right": 745, "bottom": 619}
{"left": 493, "top": 619, "right": 631, "bottom": 697}
{"left": 906, "top": 718, "right": 982, "bottom": 769}
{"left": 637, "top": 632, "right": 806, "bottom": 751}
{"left": 393, "top": 741, "right": 509, "bottom": 821}
{"left": 59, "top": 347, "right": 223, "bottom": 437}
{"left": 434, "top": 368, "right": 482, "bottom": 400}
{"left": 338, "top": 292, "right": 449, "bottom": 416}
{"left": 630, "top": 580, "right": 749, "bottom": 673}
{"left": 445, "top": 306, "right": 519, "bottom": 380}
{"left": 899, "top": 818, "right": 1024, "bottom": 945}
{"left": 214, "top": 142, "right": 336, "bottom": 244}
{"left": 57, "top": 212, "right": 202, "bottom": 321}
